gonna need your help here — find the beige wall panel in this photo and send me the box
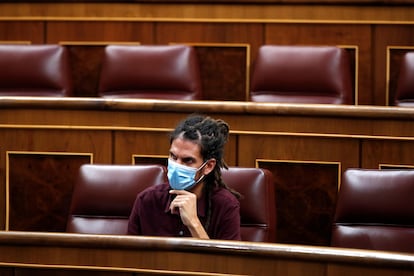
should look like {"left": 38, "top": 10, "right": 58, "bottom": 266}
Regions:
{"left": 361, "top": 139, "right": 414, "bottom": 168}
{"left": 374, "top": 25, "right": 414, "bottom": 106}
{"left": 46, "top": 21, "right": 155, "bottom": 44}
{"left": 264, "top": 24, "right": 371, "bottom": 105}
{"left": 0, "top": 21, "right": 44, "bottom": 44}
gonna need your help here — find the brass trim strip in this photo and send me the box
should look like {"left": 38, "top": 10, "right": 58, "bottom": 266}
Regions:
{"left": 3, "top": 17, "right": 414, "bottom": 25}
{"left": 0, "top": 261, "right": 235, "bottom": 276}
{"left": 59, "top": 41, "right": 141, "bottom": 46}
{"left": 0, "top": 41, "right": 31, "bottom": 45}
{"left": 1, "top": 124, "right": 414, "bottom": 141}
{"left": 132, "top": 154, "right": 168, "bottom": 164}
{"left": 379, "top": 163, "right": 414, "bottom": 169}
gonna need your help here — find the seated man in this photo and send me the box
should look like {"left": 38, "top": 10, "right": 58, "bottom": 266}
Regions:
{"left": 128, "top": 114, "right": 241, "bottom": 240}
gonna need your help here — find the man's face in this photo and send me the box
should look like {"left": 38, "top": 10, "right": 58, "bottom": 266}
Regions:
{"left": 169, "top": 137, "right": 204, "bottom": 169}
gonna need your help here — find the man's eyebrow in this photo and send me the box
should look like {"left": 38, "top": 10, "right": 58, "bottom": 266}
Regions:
{"left": 182, "top": 157, "right": 196, "bottom": 163}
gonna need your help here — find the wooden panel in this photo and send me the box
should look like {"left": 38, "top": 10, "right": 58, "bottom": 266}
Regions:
{"left": 0, "top": 128, "right": 113, "bottom": 230}
{"left": 386, "top": 47, "right": 414, "bottom": 106}
{"left": 194, "top": 45, "right": 249, "bottom": 101}
{"left": 264, "top": 23, "right": 372, "bottom": 105}
{"left": 114, "top": 131, "right": 238, "bottom": 166}
{"left": 113, "top": 131, "right": 171, "bottom": 164}
{"left": 0, "top": 21, "right": 44, "bottom": 44}
{"left": 238, "top": 135, "right": 358, "bottom": 245}
{"left": 7, "top": 152, "right": 92, "bottom": 231}
{"left": 373, "top": 25, "right": 414, "bottom": 106}
{"left": 156, "top": 22, "right": 264, "bottom": 65}
{"left": 156, "top": 22, "right": 263, "bottom": 100}
{"left": 66, "top": 45, "right": 105, "bottom": 97}
{"left": 361, "top": 139, "right": 414, "bottom": 168}
{"left": 258, "top": 160, "right": 340, "bottom": 246}
{"left": 46, "top": 21, "right": 155, "bottom": 44}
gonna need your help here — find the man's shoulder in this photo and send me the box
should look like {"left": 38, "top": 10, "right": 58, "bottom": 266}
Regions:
{"left": 211, "top": 187, "right": 239, "bottom": 205}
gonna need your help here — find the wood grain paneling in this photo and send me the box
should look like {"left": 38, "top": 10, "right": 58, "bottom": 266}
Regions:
{"left": 0, "top": 21, "right": 44, "bottom": 44}
{"left": 258, "top": 160, "right": 340, "bottom": 246}
{"left": 362, "top": 139, "right": 414, "bottom": 168}
{"left": 0, "top": 128, "right": 113, "bottom": 230}
{"left": 7, "top": 152, "right": 92, "bottom": 231}
{"left": 373, "top": 25, "right": 414, "bottom": 106}
{"left": 46, "top": 21, "right": 154, "bottom": 44}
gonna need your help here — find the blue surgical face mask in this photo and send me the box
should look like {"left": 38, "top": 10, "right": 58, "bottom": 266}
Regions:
{"left": 167, "top": 159, "right": 207, "bottom": 190}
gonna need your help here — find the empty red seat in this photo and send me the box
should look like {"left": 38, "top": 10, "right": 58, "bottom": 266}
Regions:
{"left": 98, "top": 45, "right": 202, "bottom": 100}
{"left": 250, "top": 45, "right": 354, "bottom": 104}
{"left": 0, "top": 44, "right": 72, "bottom": 97}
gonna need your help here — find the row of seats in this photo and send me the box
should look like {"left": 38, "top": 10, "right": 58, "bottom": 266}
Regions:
{"left": 66, "top": 164, "right": 277, "bottom": 243}
{"left": 67, "top": 163, "right": 414, "bottom": 254}
{"left": 0, "top": 43, "right": 361, "bottom": 104}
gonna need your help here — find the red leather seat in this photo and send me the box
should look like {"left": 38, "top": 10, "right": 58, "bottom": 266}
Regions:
{"left": 0, "top": 44, "right": 72, "bottom": 97}
{"left": 221, "top": 167, "right": 277, "bottom": 242}
{"left": 98, "top": 45, "right": 202, "bottom": 100}
{"left": 331, "top": 168, "right": 414, "bottom": 254}
{"left": 66, "top": 164, "right": 167, "bottom": 235}
{"left": 395, "top": 52, "right": 414, "bottom": 107}
{"left": 250, "top": 45, "right": 354, "bottom": 104}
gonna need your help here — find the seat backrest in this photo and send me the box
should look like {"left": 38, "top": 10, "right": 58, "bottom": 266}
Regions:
{"left": 0, "top": 44, "right": 72, "bottom": 97}
{"left": 221, "top": 167, "right": 276, "bottom": 242}
{"left": 98, "top": 45, "right": 202, "bottom": 100}
{"left": 395, "top": 52, "right": 414, "bottom": 107}
{"left": 331, "top": 168, "right": 414, "bottom": 254}
{"left": 250, "top": 45, "right": 353, "bottom": 104}
{"left": 66, "top": 164, "right": 167, "bottom": 235}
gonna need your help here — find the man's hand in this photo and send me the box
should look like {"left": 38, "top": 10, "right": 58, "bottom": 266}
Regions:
{"left": 169, "top": 189, "right": 209, "bottom": 239}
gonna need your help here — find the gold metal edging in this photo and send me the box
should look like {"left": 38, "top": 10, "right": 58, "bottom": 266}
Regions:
{"left": 1, "top": 124, "right": 414, "bottom": 141}
{"left": 3, "top": 17, "right": 414, "bottom": 25}
{"left": 59, "top": 41, "right": 141, "bottom": 46}
{"left": 0, "top": 41, "right": 31, "bottom": 45}
{"left": 0, "top": 262, "right": 233, "bottom": 276}
{"left": 5, "top": 151, "right": 93, "bottom": 231}
{"left": 131, "top": 154, "right": 168, "bottom": 164}
{"left": 379, "top": 163, "right": 414, "bottom": 169}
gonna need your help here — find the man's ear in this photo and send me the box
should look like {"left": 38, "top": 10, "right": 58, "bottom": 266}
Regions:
{"left": 203, "top": 159, "right": 216, "bottom": 175}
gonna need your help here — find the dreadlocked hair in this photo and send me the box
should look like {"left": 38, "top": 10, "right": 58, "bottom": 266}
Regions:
{"left": 170, "top": 114, "right": 242, "bottom": 232}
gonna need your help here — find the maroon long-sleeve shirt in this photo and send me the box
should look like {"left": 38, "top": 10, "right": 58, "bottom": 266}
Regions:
{"left": 127, "top": 183, "right": 241, "bottom": 240}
